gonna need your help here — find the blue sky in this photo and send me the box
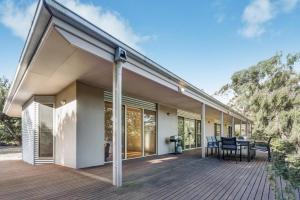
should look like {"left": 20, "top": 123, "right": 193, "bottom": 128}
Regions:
{"left": 0, "top": 0, "right": 300, "bottom": 100}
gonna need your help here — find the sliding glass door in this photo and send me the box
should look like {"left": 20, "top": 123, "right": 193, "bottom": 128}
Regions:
{"left": 104, "top": 102, "right": 157, "bottom": 161}
{"left": 178, "top": 117, "right": 201, "bottom": 150}
{"left": 184, "top": 118, "right": 196, "bottom": 149}
{"left": 104, "top": 102, "right": 125, "bottom": 162}
{"left": 126, "top": 107, "right": 143, "bottom": 159}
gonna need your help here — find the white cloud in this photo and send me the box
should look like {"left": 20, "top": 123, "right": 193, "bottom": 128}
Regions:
{"left": 0, "top": 1, "right": 37, "bottom": 40}
{"left": 240, "top": 0, "right": 298, "bottom": 38}
{"left": 280, "top": 0, "right": 299, "bottom": 12}
{"left": 0, "top": 0, "right": 152, "bottom": 50}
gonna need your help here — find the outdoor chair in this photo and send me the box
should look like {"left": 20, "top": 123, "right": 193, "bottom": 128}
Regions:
{"left": 221, "top": 137, "right": 238, "bottom": 163}
{"left": 215, "top": 136, "right": 221, "bottom": 157}
{"left": 254, "top": 137, "right": 272, "bottom": 161}
{"left": 206, "top": 136, "right": 218, "bottom": 156}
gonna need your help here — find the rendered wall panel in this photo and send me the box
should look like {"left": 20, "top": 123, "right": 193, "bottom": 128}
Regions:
{"left": 157, "top": 105, "right": 177, "bottom": 155}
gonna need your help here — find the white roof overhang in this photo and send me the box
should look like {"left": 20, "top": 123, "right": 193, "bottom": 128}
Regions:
{"left": 3, "top": 0, "right": 251, "bottom": 123}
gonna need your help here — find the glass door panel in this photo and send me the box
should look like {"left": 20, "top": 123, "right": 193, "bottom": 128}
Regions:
{"left": 196, "top": 120, "right": 201, "bottom": 147}
{"left": 39, "top": 104, "right": 53, "bottom": 158}
{"left": 104, "top": 102, "right": 125, "bottom": 162}
{"left": 178, "top": 117, "right": 185, "bottom": 150}
{"left": 184, "top": 118, "right": 196, "bottom": 149}
{"left": 127, "top": 107, "right": 143, "bottom": 159}
{"left": 144, "top": 110, "right": 156, "bottom": 156}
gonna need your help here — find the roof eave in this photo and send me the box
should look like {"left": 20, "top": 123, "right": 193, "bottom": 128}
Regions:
{"left": 3, "top": 0, "right": 52, "bottom": 115}
{"left": 4, "top": 0, "right": 251, "bottom": 122}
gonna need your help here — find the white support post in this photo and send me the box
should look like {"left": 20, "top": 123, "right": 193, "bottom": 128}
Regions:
{"left": 201, "top": 103, "right": 206, "bottom": 158}
{"left": 232, "top": 117, "right": 235, "bottom": 137}
{"left": 221, "top": 112, "right": 224, "bottom": 137}
{"left": 112, "top": 47, "right": 127, "bottom": 187}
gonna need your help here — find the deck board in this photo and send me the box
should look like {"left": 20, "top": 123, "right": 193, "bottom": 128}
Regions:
{"left": 0, "top": 150, "right": 275, "bottom": 200}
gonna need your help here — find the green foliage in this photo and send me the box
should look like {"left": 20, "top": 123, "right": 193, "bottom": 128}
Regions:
{"left": 217, "top": 53, "right": 300, "bottom": 188}
{"left": 0, "top": 77, "right": 21, "bottom": 144}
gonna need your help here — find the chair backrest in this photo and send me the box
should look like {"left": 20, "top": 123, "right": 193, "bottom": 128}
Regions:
{"left": 215, "top": 136, "right": 221, "bottom": 142}
{"left": 206, "top": 136, "right": 212, "bottom": 142}
{"left": 211, "top": 136, "right": 217, "bottom": 142}
{"left": 238, "top": 136, "right": 244, "bottom": 140}
{"left": 221, "top": 137, "right": 237, "bottom": 149}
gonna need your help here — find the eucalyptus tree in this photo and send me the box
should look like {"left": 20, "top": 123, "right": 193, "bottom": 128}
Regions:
{"left": 0, "top": 77, "right": 21, "bottom": 144}
{"left": 217, "top": 54, "right": 300, "bottom": 148}
{"left": 217, "top": 53, "right": 300, "bottom": 188}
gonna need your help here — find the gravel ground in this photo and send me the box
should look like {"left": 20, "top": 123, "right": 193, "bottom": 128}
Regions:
{"left": 0, "top": 146, "right": 22, "bottom": 161}
{"left": 0, "top": 153, "right": 21, "bottom": 161}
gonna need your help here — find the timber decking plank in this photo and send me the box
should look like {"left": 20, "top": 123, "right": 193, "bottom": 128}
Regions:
{"left": 0, "top": 150, "right": 274, "bottom": 200}
{"left": 209, "top": 160, "right": 261, "bottom": 200}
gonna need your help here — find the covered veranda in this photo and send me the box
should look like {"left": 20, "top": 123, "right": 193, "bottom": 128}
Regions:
{"left": 4, "top": 0, "right": 252, "bottom": 188}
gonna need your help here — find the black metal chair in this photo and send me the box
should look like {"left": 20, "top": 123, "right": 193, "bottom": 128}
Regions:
{"left": 206, "top": 136, "right": 218, "bottom": 156}
{"left": 254, "top": 137, "right": 272, "bottom": 161}
{"left": 221, "top": 137, "right": 238, "bottom": 163}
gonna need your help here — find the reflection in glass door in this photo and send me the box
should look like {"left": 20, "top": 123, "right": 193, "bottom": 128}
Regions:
{"left": 144, "top": 110, "right": 156, "bottom": 156}
{"left": 104, "top": 102, "right": 125, "bottom": 162}
{"left": 178, "top": 117, "right": 185, "bottom": 149}
{"left": 38, "top": 104, "right": 53, "bottom": 158}
{"left": 196, "top": 120, "right": 201, "bottom": 148}
{"left": 184, "top": 119, "right": 196, "bottom": 149}
{"left": 127, "top": 107, "right": 143, "bottom": 159}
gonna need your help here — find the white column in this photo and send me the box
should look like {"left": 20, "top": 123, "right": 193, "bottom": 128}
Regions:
{"left": 232, "top": 117, "right": 235, "bottom": 137}
{"left": 201, "top": 103, "right": 206, "bottom": 158}
{"left": 220, "top": 112, "right": 224, "bottom": 136}
{"left": 112, "top": 57, "right": 124, "bottom": 187}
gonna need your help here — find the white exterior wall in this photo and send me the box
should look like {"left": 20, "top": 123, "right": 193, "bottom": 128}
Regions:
{"left": 54, "top": 82, "right": 104, "bottom": 169}
{"left": 76, "top": 82, "right": 104, "bottom": 168}
{"left": 157, "top": 105, "right": 177, "bottom": 155}
{"left": 22, "top": 100, "right": 36, "bottom": 164}
{"left": 55, "top": 83, "right": 77, "bottom": 168}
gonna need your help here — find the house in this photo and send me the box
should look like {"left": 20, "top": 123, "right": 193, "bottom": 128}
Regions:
{"left": 3, "top": 0, "right": 251, "bottom": 186}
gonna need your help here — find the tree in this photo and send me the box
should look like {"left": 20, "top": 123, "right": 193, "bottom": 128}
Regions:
{"left": 217, "top": 53, "right": 300, "bottom": 148}
{"left": 216, "top": 53, "right": 300, "bottom": 188}
{"left": 0, "top": 77, "right": 21, "bottom": 145}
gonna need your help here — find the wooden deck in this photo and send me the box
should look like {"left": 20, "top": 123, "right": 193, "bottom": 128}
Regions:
{"left": 0, "top": 150, "right": 275, "bottom": 200}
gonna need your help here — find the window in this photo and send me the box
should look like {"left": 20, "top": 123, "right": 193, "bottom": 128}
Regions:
{"left": 214, "top": 123, "right": 221, "bottom": 136}
{"left": 228, "top": 126, "right": 233, "bottom": 137}
{"left": 38, "top": 104, "right": 53, "bottom": 158}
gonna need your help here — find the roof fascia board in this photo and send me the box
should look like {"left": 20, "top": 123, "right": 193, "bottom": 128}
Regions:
{"left": 3, "top": 0, "right": 51, "bottom": 114}
{"left": 4, "top": 20, "right": 55, "bottom": 115}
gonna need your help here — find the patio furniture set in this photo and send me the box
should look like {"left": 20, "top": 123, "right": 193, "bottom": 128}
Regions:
{"left": 206, "top": 136, "right": 271, "bottom": 162}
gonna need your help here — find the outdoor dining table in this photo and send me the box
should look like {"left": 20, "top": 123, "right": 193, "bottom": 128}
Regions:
{"left": 237, "top": 139, "right": 254, "bottom": 162}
